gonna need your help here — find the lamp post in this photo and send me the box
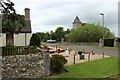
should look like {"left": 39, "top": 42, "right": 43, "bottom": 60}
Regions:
{"left": 100, "top": 13, "right": 104, "bottom": 39}
{"left": 0, "top": 2, "right": 3, "bottom": 36}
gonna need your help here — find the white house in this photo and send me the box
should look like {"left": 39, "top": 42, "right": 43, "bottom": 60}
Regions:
{"left": 0, "top": 8, "right": 32, "bottom": 47}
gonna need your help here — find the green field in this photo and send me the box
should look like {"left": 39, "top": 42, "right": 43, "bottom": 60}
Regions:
{"left": 49, "top": 58, "right": 119, "bottom": 78}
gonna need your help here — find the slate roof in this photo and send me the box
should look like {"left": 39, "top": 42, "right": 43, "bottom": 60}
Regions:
{"left": 20, "top": 20, "right": 32, "bottom": 33}
{"left": 73, "top": 16, "right": 82, "bottom": 24}
{"left": 1, "top": 14, "right": 32, "bottom": 33}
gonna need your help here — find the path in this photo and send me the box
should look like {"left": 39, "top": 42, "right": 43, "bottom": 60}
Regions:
{"left": 49, "top": 45, "right": 110, "bottom": 66}
{"left": 61, "top": 51, "right": 110, "bottom": 66}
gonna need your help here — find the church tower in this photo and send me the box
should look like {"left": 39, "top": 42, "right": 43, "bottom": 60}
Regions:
{"left": 73, "top": 16, "right": 82, "bottom": 29}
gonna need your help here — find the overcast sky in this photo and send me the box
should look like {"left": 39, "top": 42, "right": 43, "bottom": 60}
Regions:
{"left": 12, "top": 0, "right": 119, "bottom": 37}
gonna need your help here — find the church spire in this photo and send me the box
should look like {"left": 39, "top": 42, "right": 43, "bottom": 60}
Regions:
{"left": 73, "top": 16, "right": 82, "bottom": 29}
{"left": 73, "top": 16, "right": 82, "bottom": 24}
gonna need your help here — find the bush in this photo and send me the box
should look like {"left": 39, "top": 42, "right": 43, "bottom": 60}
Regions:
{"left": 50, "top": 54, "right": 67, "bottom": 72}
{"left": 30, "top": 33, "right": 41, "bottom": 47}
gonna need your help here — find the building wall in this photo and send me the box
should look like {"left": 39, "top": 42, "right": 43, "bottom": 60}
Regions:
{"left": 73, "top": 23, "right": 82, "bottom": 29}
{"left": 0, "top": 33, "right": 6, "bottom": 47}
{"left": 0, "top": 33, "right": 32, "bottom": 47}
{"left": 14, "top": 33, "right": 32, "bottom": 46}
{"left": 26, "top": 33, "right": 32, "bottom": 46}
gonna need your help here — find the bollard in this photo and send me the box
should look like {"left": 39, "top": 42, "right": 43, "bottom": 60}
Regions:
{"left": 103, "top": 52, "right": 104, "bottom": 58}
{"left": 73, "top": 50, "right": 76, "bottom": 64}
{"left": 88, "top": 53, "right": 90, "bottom": 61}
{"left": 73, "top": 54, "right": 75, "bottom": 64}
{"left": 83, "top": 49, "right": 85, "bottom": 54}
{"left": 92, "top": 50, "right": 95, "bottom": 55}
{"left": 56, "top": 46, "right": 57, "bottom": 51}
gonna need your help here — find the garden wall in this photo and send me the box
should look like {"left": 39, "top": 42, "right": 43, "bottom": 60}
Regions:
{"left": 2, "top": 52, "right": 50, "bottom": 78}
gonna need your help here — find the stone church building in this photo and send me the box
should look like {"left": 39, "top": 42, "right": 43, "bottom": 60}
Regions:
{"left": 73, "top": 16, "right": 82, "bottom": 29}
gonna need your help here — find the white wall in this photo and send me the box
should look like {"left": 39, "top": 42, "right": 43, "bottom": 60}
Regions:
{"left": 26, "top": 33, "right": 32, "bottom": 46}
{"left": 14, "top": 33, "right": 25, "bottom": 46}
{"left": 14, "top": 33, "right": 32, "bottom": 46}
{"left": 0, "top": 33, "right": 32, "bottom": 47}
{"left": 0, "top": 33, "right": 6, "bottom": 47}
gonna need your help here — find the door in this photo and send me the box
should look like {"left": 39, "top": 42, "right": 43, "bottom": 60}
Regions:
{"left": 6, "top": 33, "right": 14, "bottom": 46}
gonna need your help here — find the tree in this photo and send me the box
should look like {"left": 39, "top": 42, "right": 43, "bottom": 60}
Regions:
{"left": 65, "top": 23, "right": 115, "bottom": 42}
{"left": 65, "top": 28, "right": 71, "bottom": 34}
{"left": 50, "top": 27, "right": 70, "bottom": 42}
{"left": 1, "top": 0, "right": 26, "bottom": 33}
{"left": 36, "top": 32, "right": 45, "bottom": 42}
{"left": 34, "top": 27, "right": 71, "bottom": 42}
{"left": 30, "top": 33, "right": 41, "bottom": 47}
{"left": 54, "top": 27, "right": 65, "bottom": 41}
{"left": 64, "top": 28, "right": 71, "bottom": 41}
{"left": 43, "top": 32, "right": 51, "bottom": 42}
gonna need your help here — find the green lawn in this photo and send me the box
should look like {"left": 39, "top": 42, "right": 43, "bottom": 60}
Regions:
{"left": 49, "top": 57, "right": 119, "bottom": 78}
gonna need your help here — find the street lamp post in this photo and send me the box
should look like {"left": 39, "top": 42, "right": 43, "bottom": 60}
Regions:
{"left": 100, "top": 13, "right": 105, "bottom": 47}
{"left": 0, "top": 3, "right": 3, "bottom": 36}
{"left": 100, "top": 13, "right": 104, "bottom": 39}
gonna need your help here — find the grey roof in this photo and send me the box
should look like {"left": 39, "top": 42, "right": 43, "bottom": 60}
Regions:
{"left": 20, "top": 20, "right": 32, "bottom": 33}
{"left": 73, "top": 16, "right": 82, "bottom": 24}
{"left": 1, "top": 14, "right": 32, "bottom": 33}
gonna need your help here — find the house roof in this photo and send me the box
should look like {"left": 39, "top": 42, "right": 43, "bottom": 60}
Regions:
{"left": 1, "top": 12, "right": 32, "bottom": 33}
{"left": 20, "top": 8, "right": 31, "bottom": 33}
{"left": 20, "top": 20, "right": 32, "bottom": 33}
{"left": 73, "top": 16, "right": 82, "bottom": 24}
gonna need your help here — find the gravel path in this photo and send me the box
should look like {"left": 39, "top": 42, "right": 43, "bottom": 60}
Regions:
{"left": 49, "top": 46, "right": 110, "bottom": 66}
{"left": 60, "top": 51, "right": 110, "bottom": 66}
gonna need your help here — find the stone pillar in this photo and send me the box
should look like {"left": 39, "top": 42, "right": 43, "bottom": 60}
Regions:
{"left": 43, "top": 51, "right": 50, "bottom": 76}
{"left": 61, "top": 38, "right": 64, "bottom": 43}
{"left": 114, "top": 38, "right": 118, "bottom": 47}
{"left": 99, "top": 39, "right": 104, "bottom": 47}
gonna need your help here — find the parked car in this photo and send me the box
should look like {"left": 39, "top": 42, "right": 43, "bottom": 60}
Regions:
{"left": 46, "top": 40, "right": 57, "bottom": 43}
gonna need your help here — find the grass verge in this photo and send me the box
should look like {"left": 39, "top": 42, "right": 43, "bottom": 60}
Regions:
{"left": 49, "top": 57, "right": 119, "bottom": 78}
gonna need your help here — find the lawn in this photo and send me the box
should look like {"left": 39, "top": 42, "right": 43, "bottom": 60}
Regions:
{"left": 49, "top": 57, "right": 119, "bottom": 78}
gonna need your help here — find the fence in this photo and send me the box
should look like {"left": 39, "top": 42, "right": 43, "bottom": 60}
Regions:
{"left": 2, "top": 46, "right": 38, "bottom": 56}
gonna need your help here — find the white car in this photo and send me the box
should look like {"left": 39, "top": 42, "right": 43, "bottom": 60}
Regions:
{"left": 47, "top": 40, "right": 57, "bottom": 43}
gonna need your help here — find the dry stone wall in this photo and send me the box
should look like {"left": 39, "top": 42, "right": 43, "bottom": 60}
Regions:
{"left": 2, "top": 52, "right": 50, "bottom": 78}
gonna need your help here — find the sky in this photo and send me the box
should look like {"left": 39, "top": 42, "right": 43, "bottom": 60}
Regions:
{"left": 12, "top": 0, "right": 119, "bottom": 37}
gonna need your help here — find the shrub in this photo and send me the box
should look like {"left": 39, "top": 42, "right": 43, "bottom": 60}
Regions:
{"left": 30, "top": 33, "right": 41, "bottom": 47}
{"left": 50, "top": 54, "right": 67, "bottom": 72}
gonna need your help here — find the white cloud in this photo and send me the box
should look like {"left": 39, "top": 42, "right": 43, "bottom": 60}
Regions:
{"left": 11, "top": 0, "right": 119, "bottom": 36}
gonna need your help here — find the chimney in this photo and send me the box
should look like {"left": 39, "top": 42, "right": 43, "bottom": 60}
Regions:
{"left": 25, "top": 8, "right": 30, "bottom": 20}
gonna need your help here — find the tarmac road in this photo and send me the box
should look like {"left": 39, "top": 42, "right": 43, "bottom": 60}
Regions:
{"left": 46, "top": 43, "right": 119, "bottom": 57}
{"left": 60, "top": 45, "right": 119, "bottom": 57}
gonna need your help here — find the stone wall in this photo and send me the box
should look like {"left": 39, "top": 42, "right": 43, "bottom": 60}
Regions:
{"left": 2, "top": 52, "right": 50, "bottom": 78}
{"left": 99, "top": 38, "right": 120, "bottom": 47}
